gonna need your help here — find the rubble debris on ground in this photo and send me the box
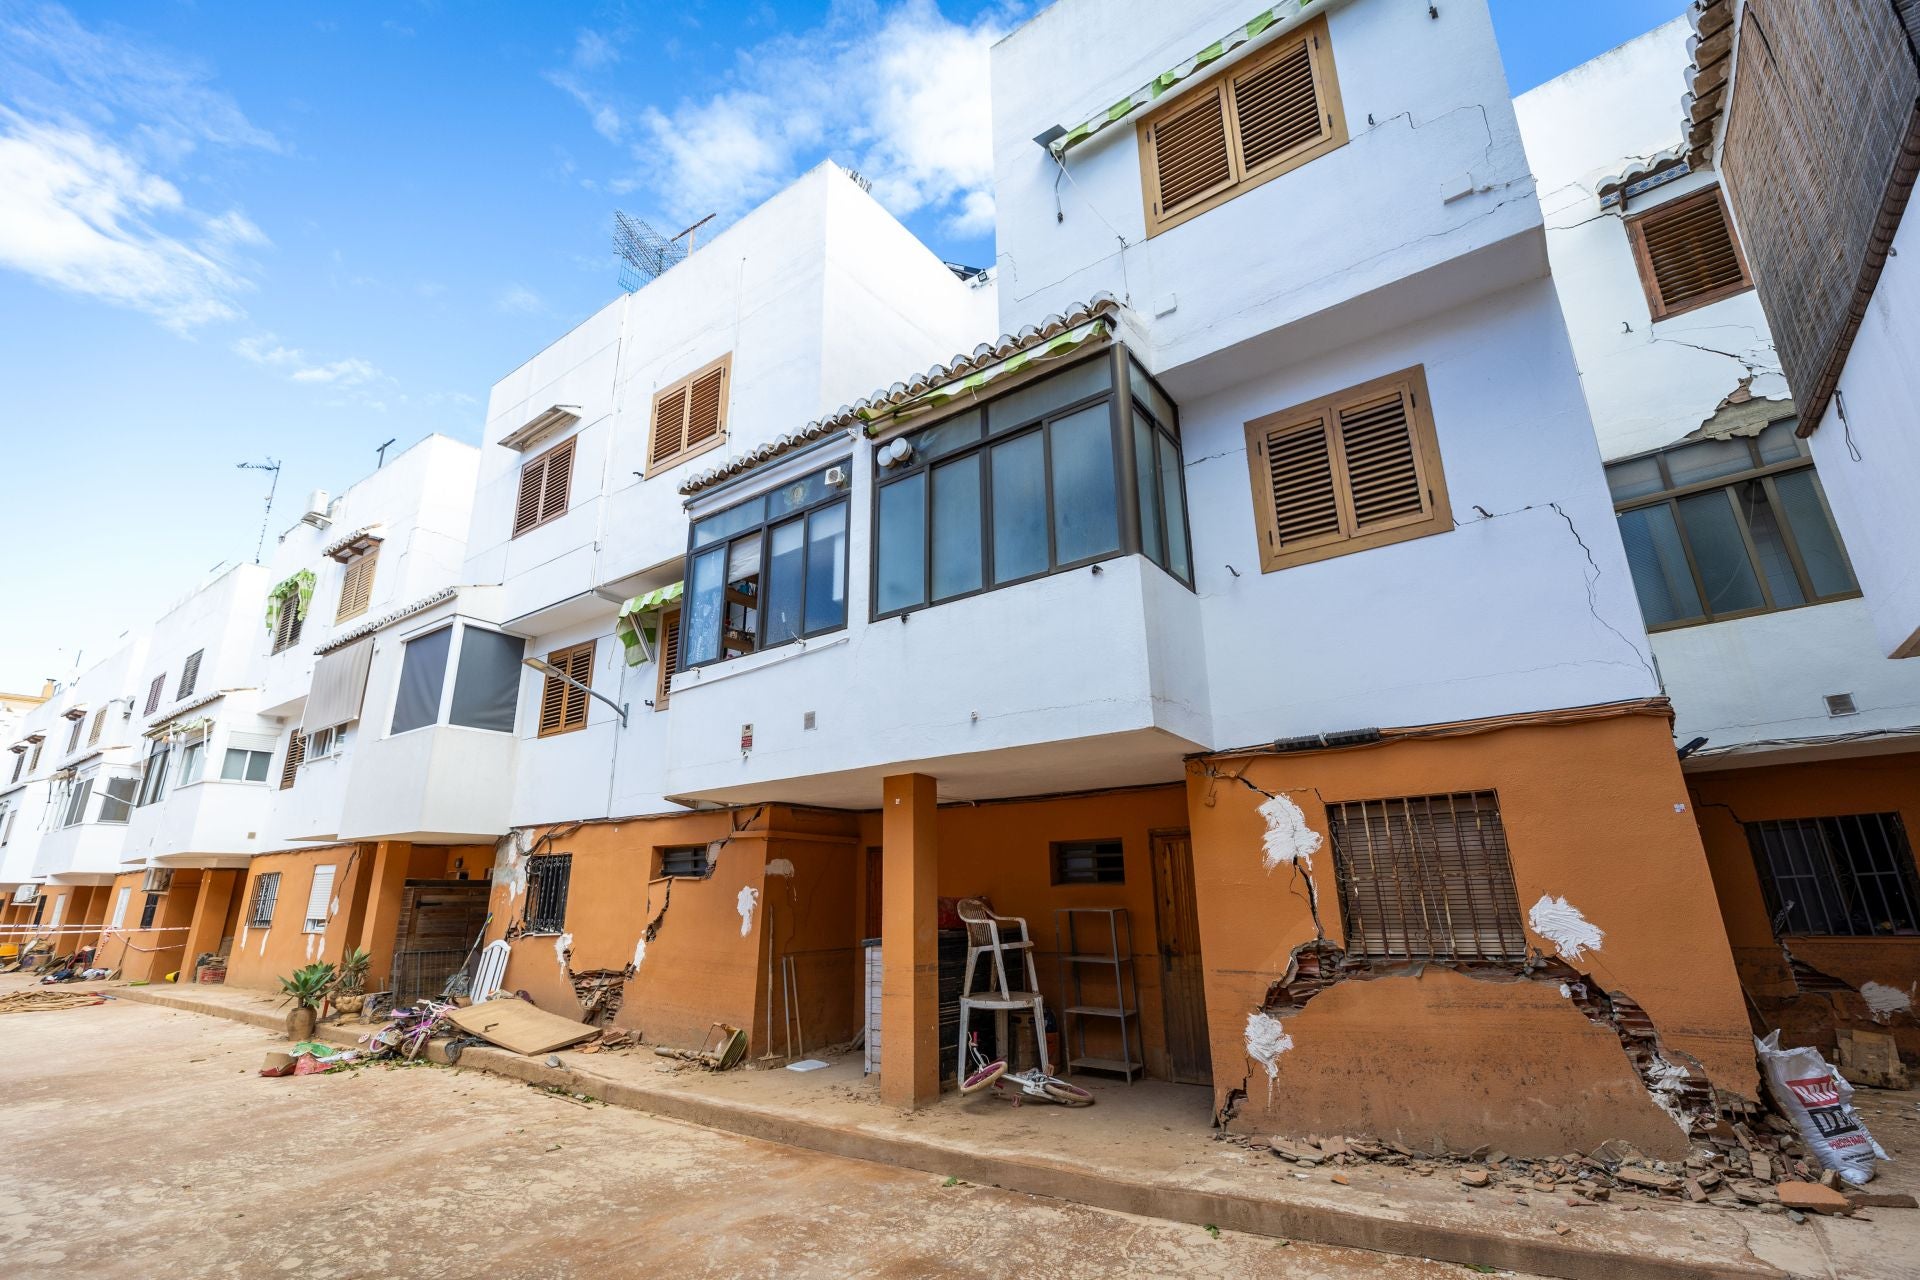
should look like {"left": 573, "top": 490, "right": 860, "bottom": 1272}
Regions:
{"left": 0, "top": 988, "right": 112, "bottom": 1014}
{"left": 1224, "top": 1116, "right": 1918, "bottom": 1220}
{"left": 653, "top": 1023, "right": 748, "bottom": 1071}
{"left": 578, "top": 1027, "right": 640, "bottom": 1054}
{"left": 260, "top": 1042, "right": 360, "bottom": 1077}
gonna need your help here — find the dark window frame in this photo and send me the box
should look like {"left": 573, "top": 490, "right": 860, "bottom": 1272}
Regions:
{"left": 523, "top": 853, "right": 572, "bottom": 934}
{"left": 869, "top": 345, "right": 1193, "bottom": 624}
{"left": 248, "top": 871, "right": 281, "bottom": 927}
{"left": 658, "top": 844, "right": 711, "bottom": 878}
{"left": 1747, "top": 813, "right": 1920, "bottom": 938}
{"left": 1051, "top": 838, "right": 1126, "bottom": 885}
{"left": 1607, "top": 421, "right": 1859, "bottom": 632}
{"left": 139, "top": 891, "right": 162, "bottom": 930}
{"left": 679, "top": 465, "right": 851, "bottom": 672}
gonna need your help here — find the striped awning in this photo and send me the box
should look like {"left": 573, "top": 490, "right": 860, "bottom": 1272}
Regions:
{"left": 615, "top": 583, "right": 684, "bottom": 666}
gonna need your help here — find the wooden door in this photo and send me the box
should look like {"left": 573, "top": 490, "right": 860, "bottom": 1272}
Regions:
{"left": 1150, "top": 831, "right": 1212, "bottom": 1085}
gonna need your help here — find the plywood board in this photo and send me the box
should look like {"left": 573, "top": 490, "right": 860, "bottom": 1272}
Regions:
{"left": 446, "top": 999, "right": 598, "bottom": 1056}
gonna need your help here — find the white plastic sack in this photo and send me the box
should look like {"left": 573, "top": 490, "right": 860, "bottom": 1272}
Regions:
{"left": 1755, "top": 1032, "right": 1887, "bottom": 1185}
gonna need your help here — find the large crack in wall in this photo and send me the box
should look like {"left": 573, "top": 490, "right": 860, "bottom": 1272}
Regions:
{"left": 1221, "top": 937, "right": 1752, "bottom": 1156}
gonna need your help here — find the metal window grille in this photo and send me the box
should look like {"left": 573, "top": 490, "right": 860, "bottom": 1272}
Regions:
{"left": 1746, "top": 813, "right": 1920, "bottom": 937}
{"left": 523, "top": 853, "right": 572, "bottom": 933}
{"left": 249, "top": 872, "right": 281, "bottom": 927}
{"left": 659, "top": 845, "right": 710, "bottom": 878}
{"left": 1051, "top": 839, "right": 1125, "bottom": 885}
{"left": 1327, "top": 791, "right": 1527, "bottom": 962}
{"left": 139, "top": 892, "right": 161, "bottom": 930}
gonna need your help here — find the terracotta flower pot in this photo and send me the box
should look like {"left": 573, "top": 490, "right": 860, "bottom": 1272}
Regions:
{"left": 286, "top": 1005, "right": 318, "bottom": 1041}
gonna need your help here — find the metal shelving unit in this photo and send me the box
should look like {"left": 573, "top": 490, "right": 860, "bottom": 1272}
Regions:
{"left": 1054, "top": 906, "right": 1143, "bottom": 1081}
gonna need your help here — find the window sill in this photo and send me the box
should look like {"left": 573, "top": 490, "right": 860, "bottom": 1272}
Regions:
{"left": 674, "top": 632, "right": 850, "bottom": 692}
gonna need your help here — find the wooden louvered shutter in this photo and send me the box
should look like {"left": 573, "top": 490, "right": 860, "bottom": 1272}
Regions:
{"left": 1246, "top": 366, "right": 1450, "bottom": 572}
{"left": 178, "top": 649, "right": 202, "bottom": 699}
{"left": 650, "top": 385, "right": 688, "bottom": 471}
{"left": 538, "top": 641, "right": 594, "bottom": 737}
{"left": 1630, "top": 187, "right": 1751, "bottom": 319}
{"left": 1333, "top": 388, "right": 1429, "bottom": 534}
{"left": 280, "top": 730, "right": 304, "bottom": 789}
{"left": 655, "top": 607, "right": 681, "bottom": 711}
{"left": 88, "top": 708, "right": 105, "bottom": 746}
{"left": 144, "top": 674, "right": 165, "bottom": 716}
{"left": 684, "top": 367, "right": 726, "bottom": 451}
{"left": 539, "top": 437, "right": 574, "bottom": 523}
{"left": 336, "top": 547, "right": 378, "bottom": 622}
{"left": 561, "top": 642, "right": 593, "bottom": 731}
{"left": 1145, "top": 85, "right": 1235, "bottom": 223}
{"left": 513, "top": 452, "right": 546, "bottom": 535}
{"left": 1229, "top": 33, "right": 1328, "bottom": 174}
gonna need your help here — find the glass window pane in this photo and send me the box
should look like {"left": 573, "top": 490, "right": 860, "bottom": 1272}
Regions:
{"left": 245, "top": 751, "right": 271, "bottom": 783}
{"left": 1617, "top": 506, "right": 1704, "bottom": 626}
{"left": 1734, "top": 481, "right": 1805, "bottom": 608}
{"left": 991, "top": 432, "right": 1049, "bottom": 583}
{"left": 1757, "top": 419, "right": 1804, "bottom": 463}
{"left": 1129, "top": 360, "right": 1177, "bottom": 434}
{"left": 988, "top": 357, "right": 1111, "bottom": 434}
{"left": 805, "top": 501, "right": 848, "bottom": 632}
{"left": 1605, "top": 456, "right": 1665, "bottom": 501}
{"left": 767, "top": 470, "right": 830, "bottom": 520}
{"left": 1133, "top": 417, "right": 1164, "bottom": 568}
{"left": 1049, "top": 404, "right": 1120, "bottom": 564}
{"left": 449, "top": 627, "right": 525, "bottom": 732}
{"left": 1665, "top": 438, "right": 1755, "bottom": 487}
{"left": 99, "top": 776, "right": 136, "bottom": 823}
{"left": 1158, "top": 431, "right": 1191, "bottom": 582}
{"left": 390, "top": 625, "right": 452, "bottom": 734}
{"left": 724, "top": 536, "right": 761, "bottom": 659}
{"left": 909, "top": 409, "right": 983, "bottom": 462}
{"left": 876, "top": 474, "right": 926, "bottom": 613}
{"left": 1772, "top": 470, "right": 1856, "bottom": 597}
{"left": 690, "top": 495, "right": 765, "bottom": 549}
{"left": 764, "top": 519, "right": 806, "bottom": 646}
{"left": 683, "top": 546, "right": 727, "bottom": 666}
{"left": 931, "top": 454, "right": 984, "bottom": 600}
{"left": 221, "top": 748, "right": 249, "bottom": 781}
{"left": 1677, "top": 491, "right": 1766, "bottom": 614}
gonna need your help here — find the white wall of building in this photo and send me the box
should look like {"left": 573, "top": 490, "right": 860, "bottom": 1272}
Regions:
{"left": 1809, "top": 210, "right": 1920, "bottom": 661}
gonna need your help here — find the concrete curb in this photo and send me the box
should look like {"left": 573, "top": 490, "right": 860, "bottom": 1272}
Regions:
{"left": 115, "top": 987, "right": 1778, "bottom": 1280}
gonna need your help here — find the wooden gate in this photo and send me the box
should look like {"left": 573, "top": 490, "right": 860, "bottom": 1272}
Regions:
{"left": 387, "top": 879, "right": 492, "bottom": 1003}
{"left": 1150, "top": 831, "right": 1213, "bottom": 1085}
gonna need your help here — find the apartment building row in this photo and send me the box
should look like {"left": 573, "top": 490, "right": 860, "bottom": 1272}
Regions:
{"left": 4, "top": 0, "right": 1914, "bottom": 1156}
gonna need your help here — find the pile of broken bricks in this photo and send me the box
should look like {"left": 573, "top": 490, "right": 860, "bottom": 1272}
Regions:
{"left": 1234, "top": 1129, "right": 1917, "bottom": 1225}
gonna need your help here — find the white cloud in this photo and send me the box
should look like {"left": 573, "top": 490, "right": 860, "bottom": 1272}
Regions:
{"left": 233, "top": 333, "right": 381, "bottom": 388}
{"left": 494, "top": 284, "right": 545, "bottom": 315}
{"left": 551, "top": 1, "right": 1012, "bottom": 242}
{"left": 0, "top": 4, "right": 275, "bottom": 330}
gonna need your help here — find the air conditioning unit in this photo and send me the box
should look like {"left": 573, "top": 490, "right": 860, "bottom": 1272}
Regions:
{"left": 824, "top": 465, "right": 850, "bottom": 489}
{"left": 11, "top": 883, "right": 40, "bottom": 904}
{"left": 142, "top": 868, "right": 174, "bottom": 893}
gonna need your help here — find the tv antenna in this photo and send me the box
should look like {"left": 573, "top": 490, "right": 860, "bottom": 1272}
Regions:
{"left": 375, "top": 437, "right": 397, "bottom": 468}
{"left": 236, "top": 458, "right": 282, "bottom": 564}
{"left": 612, "top": 211, "right": 715, "bottom": 293}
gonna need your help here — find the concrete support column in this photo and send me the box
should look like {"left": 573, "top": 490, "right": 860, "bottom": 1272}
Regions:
{"left": 880, "top": 773, "right": 939, "bottom": 1109}
{"left": 178, "top": 870, "right": 240, "bottom": 981}
{"left": 358, "top": 842, "right": 412, "bottom": 993}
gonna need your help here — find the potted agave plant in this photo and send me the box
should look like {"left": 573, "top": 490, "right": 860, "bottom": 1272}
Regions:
{"left": 329, "top": 947, "right": 373, "bottom": 1019}
{"left": 278, "top": 961, "right": 337, "bottom": 1040}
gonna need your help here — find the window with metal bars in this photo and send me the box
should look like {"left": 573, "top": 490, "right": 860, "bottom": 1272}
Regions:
{"left": 1244, "top": 365, "right": 1451, "bottom": 572}
{"left": 248, "top": 871, "right": 281, "bottom": 927}
{"left": 1607, "top": 419, "right": 1857, "bottom": 630}
{"left": 658, "top": 845, "right": 710, "bottom": 878}
{"left": 1137, "top": 16, "right": 1346, "bottom": 237}
{"left": 523, "top": 854, "right": 572, "bottom": 933}
{"left": 647, "top": 355, "right": 730, "bottom": 476}
{"left": 1327, "top": 791, "right": 1528, "bottom": 962}
{"left": 1051, "top": 839, "right": 1126, "bottom": 885}
{"left": 1746, "top": 813, "right": 1919, "bottom": 937}
{"left": 1626, "top": 185, "right": 1752, "bottom": 320}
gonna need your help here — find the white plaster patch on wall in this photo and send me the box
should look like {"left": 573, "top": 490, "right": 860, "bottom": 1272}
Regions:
{"left": 765, "top": 858, "right": 795, "bottom": 878}
{"left": 632, "top": 936, "right": 647, "bottom": 971}
{"left": 331, "top": 895, "right": 340, "bottom": 917}
{"left": 737, "top": 885, "right": 760, "bottom": 937}
{"left": 1244, "top": 1011, "right": 1294, "bottom": 1101}
{"left": 1529, "top": 894, "right": 1604, "bottom": 961}
{"left": 304, "top": 932, "right": 317, "bottom": 961}
{"left": 1258, "top": 794, "right": 1322, "bottom": 872}
{"left": 553, "top": 931, "right": 573, "bottom": 968}
{"left": 239, "top": 925, "right": 250, "bottom": 952}
{"left": 259, "top": 930, "right": 269, "bottom": 956}
{"left": 1860, "top": 981, "right": 1914, "bottom": 1021}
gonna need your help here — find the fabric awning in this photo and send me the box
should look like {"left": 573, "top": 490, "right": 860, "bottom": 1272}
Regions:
{"left": 303, "top": 636, "right": 374, "bottom": 731}
{"left": 615, "top": 583, "right": 684, "bottom": 666}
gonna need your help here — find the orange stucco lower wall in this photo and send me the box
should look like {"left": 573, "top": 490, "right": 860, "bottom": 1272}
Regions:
{"left": 1189, "top": 707, "right": 1755, "bottom": 1158}
{"left": 1688, "top": 752, "right": 1920, "bottom": 1062}
{"left": 225, "top": 845, "right": 375, "bottom": 992}
{"left": 95, "top": 870, "right": 205, "bottom": 982}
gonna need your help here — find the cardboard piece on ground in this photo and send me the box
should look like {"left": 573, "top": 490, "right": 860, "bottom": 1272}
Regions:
{"left": 446, "top": 1000, "right": 598, "bottom": 1056}
{"left": 1836, "top": 1029, "right": 1910, "bottom": 1090}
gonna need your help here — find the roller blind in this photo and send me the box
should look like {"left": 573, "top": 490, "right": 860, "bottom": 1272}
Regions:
{"left": 303, "top": 636, "right": 374, "bottom": 732}
{"left": 303, "top": 865, "right": 336, "bottom": 932}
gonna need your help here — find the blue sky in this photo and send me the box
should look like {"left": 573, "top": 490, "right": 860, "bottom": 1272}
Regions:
{"left": 0, "top": 0, "right": 1686, "bottom": 692}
